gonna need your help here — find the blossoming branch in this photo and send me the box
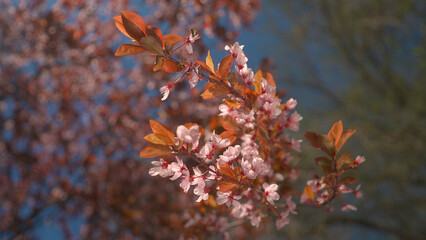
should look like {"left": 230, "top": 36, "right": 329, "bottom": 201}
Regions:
{"left": 113, "top": 10, "right": 366, "bottom": 237}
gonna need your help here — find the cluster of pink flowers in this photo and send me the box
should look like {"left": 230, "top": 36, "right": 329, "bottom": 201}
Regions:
{"left": 148, "top": 36, "right": 306, "bottom": 231}
{"left": 300, "top": 156, "right": 365, "bottom": 212}
{"left": 114, "top": 11, "right": 365, "bottom": 237}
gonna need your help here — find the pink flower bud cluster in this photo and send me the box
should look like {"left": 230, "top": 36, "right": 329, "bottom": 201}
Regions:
{"left": 149, "top": 42, "right": 306, "bottom": 231}
{"left": 144, "top": 38, "right": 364, "bottom": 237}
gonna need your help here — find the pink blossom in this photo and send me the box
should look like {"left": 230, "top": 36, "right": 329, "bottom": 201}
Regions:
{"left": 300, "top": 193, "right": 309, "bottom": 204}
{"left": 218, "top": 145, "right": 241, "bottom": 164}
{"left": 183, "top": 213, "right": 201, "bottom": 228}
{"left": 185, "top": 43, "right": 194, "bottom": 55}
{"left": 188, "top": 29, "right": 200, "bottom": 43}
{"left": 288, "top": 169, "right": 299, "bottom": 181}
{"left": 261, "top": 78, "right": 275, "bottom": 94}
{"left": 316, "top": 191, "right": 329, "bottom": 205}
{"left": 239, "top": 65, "right": 254, "bottom": 85}
{"left": 275, "top": 211, "right": 290, "bottom": 230}
{"left": 194, "top": 186, "right": 209, "bottom": 202}
{"left": 262, "top": 183, "right": 280, "bottom": 205}
{"left": 285, "top": 98, "right": 297, "bottom": 110}
{"left": 149, "top": 159, "right": 173, "bottom": 177}
{"left": 191, "top": 167, "right": 206, "bottom": 189}
{"left": 218, "top": 104, "right": 230, "bottom": 116}
{"left": 249, "top": 213, "right": 261, "bottom": 227}
{"left": 353, "top": 155, "right": 366, "bottom": 167}
{"left": 235, "top": 110, "right": 255, "bottom": 129}
{"left": 262, "top": 100, "right": 282, "bottom": 119}
{"left": 231, "top": 200, "right": 253, "bottom": 218}
{"left": 224, "top": 42, "right": 244, "bottom": 58}
{"left": 256, "top": 93, "right": 275, "bottom": 108}
{"left": 184, "top": 30, "right": 200, "bottom": 56}
{"left": 170, "top": 157, "right": 188, "bottom": 181}
{"left": 188, "top": 69, "right": 199, "bottom": 88}
{"left": 290, "top": 138, "right": 302, "bottom": 152}
{"left": 307, "top": 179, "right": 326, "bottom": 192}
{"left": 159, "top": 82, "right": 173, "bottom": 101}
{"left": 285, "top": 196, "right": 297, "bottom": 214}
{"left": 252, "top": 157, "right": 270, "bottom": 176}
{"left": 353, "top": 184, "right": 363, "bottom": 199}
{"left": 241, "top": 134, "right": 259, "bottom": 157}
{"left": 211, "top": 131, "right": 230, "bottom": 148}
{"left": 341, "top": 203, "right": 357, "bottom": 212}
{"left": 241, "top": 159, "right": 257, "bottom": 179}
{"left": 282, "top": 111, "right": 303, "bottom": 132}
{"left": 179, "top": 172, "right": 191, "bottom": 193}
{"left": 282, "top": 152, "right": 293, "bottom": 165}
{"left": 176, "top": 124, "right": 201, "bottom": 149}
{"left": 206, "top": 165, "right": 221, "bottom": 181}
{"left": 274, "top": 173, "right": 285, "bottom": 181}
{"left": 338, "top": 185, "right": 352, "bottom": 194}
{"left": 196, "top": 142, "right": 213, "bottom": 160}
{"left": 235, "top": 53, "right": 248, "bottom": 69}
{"left": 216, "top": 191, "right": 242, "bottom": 208}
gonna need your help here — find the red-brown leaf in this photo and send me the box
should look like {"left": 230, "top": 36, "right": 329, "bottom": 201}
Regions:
{"left": 264, "top": 72, "right": 276, "bottom": 90}
{"left": 196, "top": 60, "right": 215, "bottom": 76}
{"left": 222, "top": 116, "right": 239, "bottom": 131}
{"left": 223, "top": 99, "right": 241, "bottom": 108}
{"left": 303, "top": 185, "right": 315, "bottom": 201}
{"left": 338, "top": 176, "right": 357, "bottom": 185}
{"left": 218, "top": 55, "right": 233, "bottom": 78}
{"left": 153, "top": 56, "right": 165, "bottom": 72}
{"left": 144, "top": 133, "right": 167, "bottom": 145}
{"left": 139, "top": 144, "right": 171, "bottom": 158}
{"left": 149, "top": 120, "right": 175, "bottom": 145}
{"left": 219, "top": 131, "right": 238, "bottom": 145}
{"left": 114, "top": 44, "right": 146, "bottom": 56}
{"left": 206, "top": 50, "right": 215, "bottom": 73}
{"left": 328, "top": 120, "right": 343, "bottom": 146}
{"left": 164, "top": 34, "right": 182, "bottom": 47}
{"left": 201, "top": 82, "right": 229, "bottom": 99}
{"left": 113, "top": 15, "right": 131, "bottom": 39}
{"left": 218, "top": 180, "right": 237, "bottom": 192}
{"left": 304, "top": 132, "right": 336, "bottom": 157}
{"left": 121, "top": 12, "right": 145, "bottom": 41}
{"left": 121, "top": 11, "right": 147, "bottom": 33}
{"left": 336, "top": 129, "right": 356, "bottom": 152}
{"left": 253, "top": 70, "right": 262, "bottom": 95}
{"left": 162, "top": 58, "right": 183, "bottom": 73}
{"left": 139, "top": 36, "right": 164, "bottom": 55}
{"left": 336, "top": 152, "right": 352, "bottom": 170}
{"left": 146, "top": 26, "right": 164, "bottom": 48}
{"left": 218, "top": 163, "right": 236, "bottom": 178}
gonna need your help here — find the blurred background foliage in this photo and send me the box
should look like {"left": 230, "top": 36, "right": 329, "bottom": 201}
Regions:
{"left": 256, "top": 0, "right": 425, "bottom": 239}
{"left": 0, "top": 0, "right": 425, "bottom": 239}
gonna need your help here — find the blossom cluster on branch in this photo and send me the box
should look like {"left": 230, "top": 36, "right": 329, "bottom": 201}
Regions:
{"left": 114, "top": 10, "right": 366, "bottom": 238}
